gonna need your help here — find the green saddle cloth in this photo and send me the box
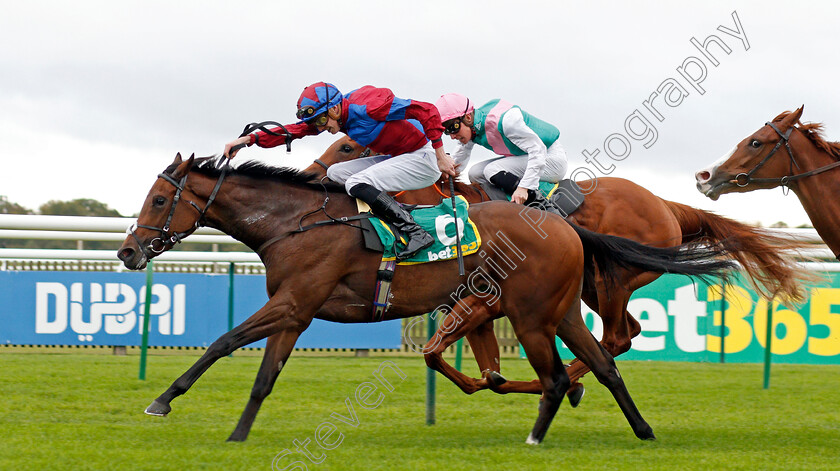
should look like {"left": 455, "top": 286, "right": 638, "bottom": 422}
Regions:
{"left": 368, "top": 196, "right": 481, "bottom": 264}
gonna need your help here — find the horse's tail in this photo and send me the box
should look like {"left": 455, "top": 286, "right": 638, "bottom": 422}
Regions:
{"left": 662, "top": 199, "right": 816, "bottom": 303}
{"left": 567, "top": 222, "right": 736, "bottom": 288}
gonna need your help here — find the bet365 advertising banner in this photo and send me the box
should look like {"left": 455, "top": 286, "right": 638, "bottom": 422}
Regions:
{"left": 0, "top": 271, "right": 402, "bottom": 349}
{"left": 553, "top": 273, "right": 840, "bottom": 365}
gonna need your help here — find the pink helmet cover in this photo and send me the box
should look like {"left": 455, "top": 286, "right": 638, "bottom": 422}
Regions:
{"left": 435, "top": 93, "right": 473, "bottom": 122}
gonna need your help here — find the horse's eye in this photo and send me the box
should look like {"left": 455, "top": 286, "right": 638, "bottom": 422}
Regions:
{"left": 340, "top": 144, "right": 353, "bottom": 153}
{"left": 749, "top": 139, "right": 761, "bottom": 149}
{"left": 153, "top": 196, "right": 167, "bottom": 206}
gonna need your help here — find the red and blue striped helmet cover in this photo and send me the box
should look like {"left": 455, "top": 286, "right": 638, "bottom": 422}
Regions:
{"left": 297, "top": 82, "right": 343, "bottom": 122}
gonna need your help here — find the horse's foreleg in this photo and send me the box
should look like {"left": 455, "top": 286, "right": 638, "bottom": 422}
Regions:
{"left": 228, "top": 330, "right": 301, "bottom": 442}
{"left": 598, "top": 271, "right": 662, "bottom": 356}
{"left": 557, "top": 303, "right": 654, "bottom": 440}
{"left": 145, "top": 297, "right": 310, "bottom": 419}
{"left": 144, "top": 321, "right": 276, "bottom": 417}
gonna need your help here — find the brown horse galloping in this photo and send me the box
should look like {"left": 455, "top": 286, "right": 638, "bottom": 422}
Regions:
{"left": 118, "top": 154, "right": 734, "bottom": 443}
{"left": 696, "top": 105, "right": 840, "bottom": 259}
{"left": 305, "top": 136, "right": 811, "bottom": 397}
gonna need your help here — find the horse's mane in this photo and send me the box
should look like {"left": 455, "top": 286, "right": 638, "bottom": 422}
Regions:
{"left": 773, "top": 111, "right": 840, "bottom": 160}
{"left": 169, "top": 156, "right": 347, "bottom": 193}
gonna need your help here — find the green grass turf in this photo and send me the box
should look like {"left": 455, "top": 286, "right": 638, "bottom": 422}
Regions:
{"left": 1, "top": 353, "right": 838, "bottom": 471}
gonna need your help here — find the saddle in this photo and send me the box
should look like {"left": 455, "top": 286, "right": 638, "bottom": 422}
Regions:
{"left": 481, "top": 179, "right": 585, "bottom": 217}
{"left": 547, "top": 179, "right": 585, "bottom": 217}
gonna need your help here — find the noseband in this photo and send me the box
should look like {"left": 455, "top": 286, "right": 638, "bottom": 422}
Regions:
{"left": 731, "top": 121, "right": 840, "bottom": 188}
{"left": 128, "top": 163, "right": 229, "bottom": 260}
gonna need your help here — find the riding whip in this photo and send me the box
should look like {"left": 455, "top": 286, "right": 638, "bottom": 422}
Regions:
{"left": 449, "top": 175, "right": 465, "bottom": 276}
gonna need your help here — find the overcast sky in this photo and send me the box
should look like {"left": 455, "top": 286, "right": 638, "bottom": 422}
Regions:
{"left": 2, "top": 1, "right": 839, "bottom": 227}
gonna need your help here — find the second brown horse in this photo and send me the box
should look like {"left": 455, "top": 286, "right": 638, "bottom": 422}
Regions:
{"left": 304, "top": 136, "right": 811, "bottom": 397}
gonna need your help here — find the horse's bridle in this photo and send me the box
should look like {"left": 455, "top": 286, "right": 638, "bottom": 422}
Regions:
{"left": 731, "top": 121, "right": 840, "bottom": 188}
{"left": 128, "top": 163, "right": 229, "bottom": 260}
{"left": 128, "top": 120, "right": 295, "bottom": 260}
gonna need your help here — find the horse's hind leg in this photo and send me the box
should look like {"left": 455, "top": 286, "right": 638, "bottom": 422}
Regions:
{"left": 466, "top": 320, "right": 502, "bottom": 380}
{"left": 557, "top": 302, "right": 655, "bottom": 440}
{"left": 563, "top": 279, "right": 644, "bottom": 405}
{"left": 467, "top": 323, "right": 544, "bottom": 394}
{"left": 423, "top": 296, "right": 511, "bottom": 394}
{"left": 565, "top": 290, "right": 637, "bottom": 384}
{"left": 228, "top": 330, "right": 300, "bottom": 442}
{"left": 506, "top": 276, "right": 578, "bottom": 444}
{"left": 517, "top": 328, "right": 569, "bottom": 445}
{"left": 560, "top": 287, "right": 625, "bottom": 398}
{"left": 423, "top": 297, "right": 543, "bottom": 395}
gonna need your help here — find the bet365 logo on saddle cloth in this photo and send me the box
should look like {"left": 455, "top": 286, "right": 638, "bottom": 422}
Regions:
{"left": 369, "top": 196, "right": 481, "bottom": 264}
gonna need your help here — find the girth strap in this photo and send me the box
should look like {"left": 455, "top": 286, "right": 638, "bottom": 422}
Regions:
{"left": 256, "top": 213, "right": 375, "bottom": 256}
{"left": 372, "top": 259, "right": 397, "bottom": 322}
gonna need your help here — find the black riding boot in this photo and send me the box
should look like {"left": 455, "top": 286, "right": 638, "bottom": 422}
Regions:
{"left": 349, "top": 183, "right": 434, "bottom": 260}
{"left": 490, "top": 171, "right": 563, "bottom": 216}
{"left": 488, "top": 171, "right": 521, "bottom": 195}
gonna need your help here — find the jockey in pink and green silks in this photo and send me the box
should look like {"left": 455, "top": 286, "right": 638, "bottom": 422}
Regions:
{"left": 435, "top": 93, "right": 568, "bottom": 212}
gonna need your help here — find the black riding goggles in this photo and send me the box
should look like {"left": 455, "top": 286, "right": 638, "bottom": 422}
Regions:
{"left": 296, "top": 105, "right": 319, "bottom": 120}
{"left": 443, "top": 118, "right": 463, "bottom": 135}
{"left": 297, "top": 105, "right": 330, "bottom": 126}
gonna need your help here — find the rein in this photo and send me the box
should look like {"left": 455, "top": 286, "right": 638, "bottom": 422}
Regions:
{"left": 312, "top": 147, "right": 373, "bottom": 172}
{"left": 255, "top": 176, "right": 372, "bottom": 256}
{"left": 730, "top": 122, "right": 840, "bottom": 188}
{"left": 240, "top": 121, "right": 294, "bottom": 153}
{"left": 129, "top": 161, "right": 229, "bottom": 260}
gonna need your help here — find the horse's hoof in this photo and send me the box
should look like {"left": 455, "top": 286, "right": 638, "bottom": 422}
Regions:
{"left": 144, "top": 400, "right": 171, "bottom": 417}
{"left": 635, "top": 427, "right": 656, "bottom": 441}
{"left": 568, "top": 384, "right": 585, "bottom": 408}
{"left": 484, "top": 370, "right": 508, "bottom": 387}
{"left": 525, "top": 432, "right": 541, "bottom": 445}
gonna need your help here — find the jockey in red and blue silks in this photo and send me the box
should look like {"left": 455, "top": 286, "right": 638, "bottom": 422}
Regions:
{"left": 224, "top": 82, "right": 457, "bottom": 261}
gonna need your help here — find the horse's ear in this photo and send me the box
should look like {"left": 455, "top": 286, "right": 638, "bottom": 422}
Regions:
{"left": 173, "top": 153, "right": 183, "bottom": 165}
{"left": 171, "top": 154, "right": 196, "bottom": 178}
{"left": 780, "top": 106, "right": 804, "bottom": 128}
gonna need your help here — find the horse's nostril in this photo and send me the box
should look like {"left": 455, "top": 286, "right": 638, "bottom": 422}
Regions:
{"left": 118, "top": 247, "right": 135, "bottom": 262}
{"left": 696, "top": 171, "right": 711, "bottom": 182}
